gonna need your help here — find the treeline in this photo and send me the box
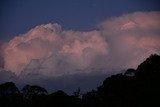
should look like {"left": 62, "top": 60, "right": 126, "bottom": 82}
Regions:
{"left": 0, "top": 54, "right": 160, "bottom": 107}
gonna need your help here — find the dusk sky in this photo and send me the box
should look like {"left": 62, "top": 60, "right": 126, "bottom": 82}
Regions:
{"left": 1, "top": 0, "right": 160, "bottom": 41}
{"left": 0, "top": 0, "right": 160, "bottom": 93}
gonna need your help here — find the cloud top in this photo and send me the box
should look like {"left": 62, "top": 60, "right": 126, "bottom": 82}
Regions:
{"left": 4, "top": 24, "right": 108, "bottom": 76}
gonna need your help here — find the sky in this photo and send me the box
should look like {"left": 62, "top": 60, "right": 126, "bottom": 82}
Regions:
{"left": 0, "top": 0, "right": 160, "bottom": 93}
{"left": 1, "top": 0, "right": 160, "bottom": 41}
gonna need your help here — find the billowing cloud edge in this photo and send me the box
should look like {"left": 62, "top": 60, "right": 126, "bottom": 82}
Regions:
{"left": 2, "top": 11, "right": 160, "bottom": 77}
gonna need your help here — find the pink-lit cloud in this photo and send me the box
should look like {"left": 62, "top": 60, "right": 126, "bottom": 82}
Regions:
{"left": 3, "top": 11, "right": 160, "bottom": 76}
{"left": 4, "top": 24, "right": 108, "bottom": 76}
{"left": 99, "top": 11, "right": 160, "bottom": 69}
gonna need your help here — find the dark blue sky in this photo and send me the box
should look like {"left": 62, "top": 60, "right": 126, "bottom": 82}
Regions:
{"left": 0, "top": 0, "right": 160, "bottom": 41}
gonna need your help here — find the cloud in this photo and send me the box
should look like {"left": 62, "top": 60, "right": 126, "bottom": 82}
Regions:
{"left": 0, "top": 42, "right": 6, "bottom": 68}
{"left": 3, "top": 11, "right": 160, "bottom": 77}
{"left": 0, "top": 68, "right": 17, "bottom": 83}
{"left": 4, "top": 24, "right": 108, "bottom": 76}
{"left": 99, "top": 11, "right": 160, "bottom": 69}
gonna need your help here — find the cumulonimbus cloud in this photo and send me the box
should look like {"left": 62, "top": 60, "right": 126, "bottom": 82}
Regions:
{"left": 3, "top": 11, "right": 160, "bottom": 76}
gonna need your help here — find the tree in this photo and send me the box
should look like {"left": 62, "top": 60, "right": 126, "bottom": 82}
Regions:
{"left": 73, "top": 87, "right": 81, "bottom": 98}
{"left": 0, "top": 82, "right": 19, "bottom": 96}
{"left": 136, "top": 54, "right": 160, "bottom": 77}
{"left": 0, "top": 82, "right": 22, "bottom": 107}
{"left": 21, "top": 85, "right": 48, "bottom": 98}
{"left": 124, "top": 68, "right": 136, "bottom": 76}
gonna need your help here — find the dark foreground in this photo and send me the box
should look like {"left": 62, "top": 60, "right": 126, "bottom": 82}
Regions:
{"left": 0, "top": 54, "right": 160, "bottom": 107}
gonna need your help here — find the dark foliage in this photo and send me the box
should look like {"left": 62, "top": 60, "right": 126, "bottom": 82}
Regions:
{"left": 0, "top": 82, "right": 19, "bottom": 96}
{"left": 136, "top": 54, "right": 160, "bottom": 78}
{"left": 0, "top": 82, "right": 22, "bottom": 107}
{"left": 0, "top": 54, "right": 160, "bottom": 107}
{"left": 21, "top": 85, "right": 48, "bottom": 99}
{"left": 124, "top": 68, "right": 136, "bottom": 76}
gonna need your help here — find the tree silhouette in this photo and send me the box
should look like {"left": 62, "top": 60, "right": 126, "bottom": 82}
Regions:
{"left": 0, "top": 82, "right": 22, "bottom": 107}
{"left": 0, "top": 82, "right": 19, "bottom": 96}
{"left": 136, "top": 54, "right": 160, "bottom": 78}
{"left": 124, "top": 68, "right": 136, "bottom": 76}
{"left": 44, "top": 90, "right": 82, "bottom": 107}
{"left": 0, "top": 54, "right": 160, "bottom": 107}
{"left": 73, "top": 87, "right": 81, "bottom": 98}
{"left": 21, "top": 85, "right": 48, "bottom": 99}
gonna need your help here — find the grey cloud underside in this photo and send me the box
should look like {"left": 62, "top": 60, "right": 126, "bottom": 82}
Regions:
{"left": 0, "top": 68, "right": 116, "bottom": 93}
